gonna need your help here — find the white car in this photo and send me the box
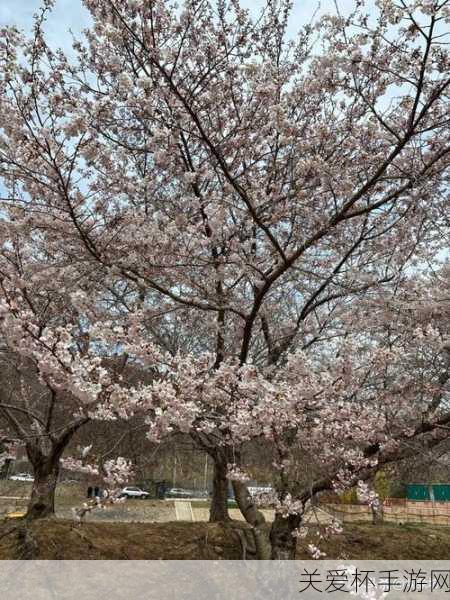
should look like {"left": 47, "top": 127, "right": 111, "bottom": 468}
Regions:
{"left": 120, "top": 486, "right": 150, "bottom": 499}
{"left": 10, "top": 473, "right": 34, "bottom": 482}
{"left": 247, "top": 486, "right": 273, "bottom": 497}
{"left": 165, "top": 487, "right": 193, "bottom": 498}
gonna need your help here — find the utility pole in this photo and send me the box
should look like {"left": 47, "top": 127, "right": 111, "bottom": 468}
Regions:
{"left": 172, "top": 453, "right": 177, "bottom": 488}
{"left": 203, "top": 455, "right": 208, "bottom": 491}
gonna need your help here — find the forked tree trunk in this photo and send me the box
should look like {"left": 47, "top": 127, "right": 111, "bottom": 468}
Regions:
{"left": 232, "top": 480, "right": 271, "bottom": 559}
{"left": 26, "top": 454, "right": 60, "bottom": 520}
{"left": 269, "top": 513, "right": 302, "bottom": 560}
{"left": 233, "top": 478, "right": 304, "bottom": 560}
{"left": 209, "top": 453, "right": 230, "bottom": 522}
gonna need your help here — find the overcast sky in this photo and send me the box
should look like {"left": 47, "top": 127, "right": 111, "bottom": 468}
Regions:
{"left": 0, "top": 0, "right": 358, "bottom": 51}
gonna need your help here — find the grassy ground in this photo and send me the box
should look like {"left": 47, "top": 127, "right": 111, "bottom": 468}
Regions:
{"left": 191, "top": 500, "right": 238, "bottom": 508}
{"left": 0, "top": 519, "right": 448, "bottom": 560}
{"left": 0, "top": 480, "right": 84, "bottom": 497}
{"left": 300, "top": 522, "right": 450, "bottom": 560}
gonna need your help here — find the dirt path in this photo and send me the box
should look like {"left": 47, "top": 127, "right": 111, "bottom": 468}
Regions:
{"left": 174, "top": 500, "right": 194, "bottom": 521}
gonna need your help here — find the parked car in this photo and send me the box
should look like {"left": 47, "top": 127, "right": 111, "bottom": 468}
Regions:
{"left": 9, "top": 473, "right": 34, "bottom": 482}
{"left": 165, "top": 487, "right": 193, "bottom": 498}
{"left": 120, "top": 486, "right": 150, "bottom": 499}
{"left": 247, "top": 486, "right": 274, "bottom": 497}
{"left": 191, "top": 490, "right": 210, "bottom": 499}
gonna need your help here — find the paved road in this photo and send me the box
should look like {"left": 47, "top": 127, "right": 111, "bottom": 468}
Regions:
{"left": 0, "top": 495, "right": 335, "bottom": 524}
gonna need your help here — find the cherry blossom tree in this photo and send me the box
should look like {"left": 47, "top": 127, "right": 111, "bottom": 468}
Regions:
{"left": 130, "top": 271, "right": 450, "bottom": 557}
{"left": 0, "top": 0, "right": 449, "bottom": 554}
{"left": 0, "top": 227, "right": 140, "bottom": 518}
{"left": 0, "top": 348, "right": 90, "bottom": 520}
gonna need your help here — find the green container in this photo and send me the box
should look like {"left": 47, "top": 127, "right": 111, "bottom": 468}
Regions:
{"left": 406, "top": 484, "right": 450, "bottom": 501}
{"left": 433, "top": 484, "right": 450, "bottom": 501}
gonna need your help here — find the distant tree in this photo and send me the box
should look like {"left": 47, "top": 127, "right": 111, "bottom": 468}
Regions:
{"left": 374, "top": 471, "right": 390, "bottom": 501}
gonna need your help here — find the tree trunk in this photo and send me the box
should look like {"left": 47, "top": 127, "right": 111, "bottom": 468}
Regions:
{"left": 26, "top": 454, "right": 60, "bottom": 520}
{"left": 232, "top": 480, "right": 271, "bottom": 559}
{"left": 269, "top": 513, "right": 302, "bottom": 560}
{"left": 371, "top": 501, "right": 383, "bottom": 525}
{"left": 189, "top": 432, "right": 231, "bottom": 522}
{"left": 209, "top": 454, "right": 230, "bottom": 522}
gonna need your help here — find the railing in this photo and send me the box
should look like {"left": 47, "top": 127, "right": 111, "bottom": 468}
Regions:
{"left": 324, "top": 499, "right": 450, "bottom": 525}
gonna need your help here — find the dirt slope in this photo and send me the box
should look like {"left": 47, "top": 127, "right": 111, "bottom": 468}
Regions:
{"left": 0, "top": 520, "right": 448, "bottom": 560}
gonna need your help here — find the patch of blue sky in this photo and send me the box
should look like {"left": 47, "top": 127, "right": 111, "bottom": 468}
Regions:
{"left": 1, "top": 0, "right": 366, "bottom": 47}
